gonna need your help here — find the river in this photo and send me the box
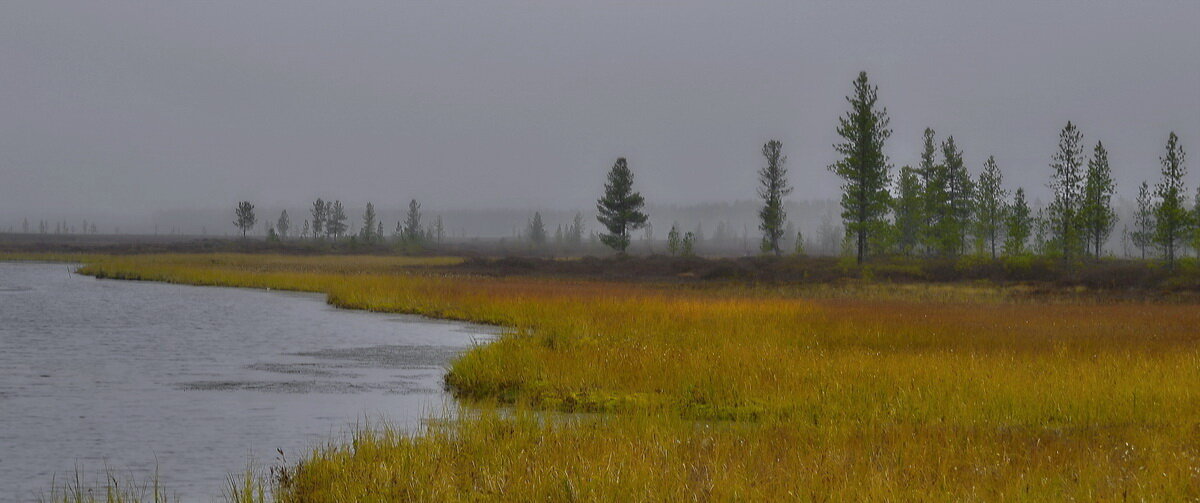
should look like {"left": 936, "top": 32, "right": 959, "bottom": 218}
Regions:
{"left": 0, "top": 262, "right": 494, "bottom": 501}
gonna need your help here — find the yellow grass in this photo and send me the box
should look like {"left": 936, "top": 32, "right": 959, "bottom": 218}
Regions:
{"left": 16, "top": 253, "right": 1200, "bottom": 501}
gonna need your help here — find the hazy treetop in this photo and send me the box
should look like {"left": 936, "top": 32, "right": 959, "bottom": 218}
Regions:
{"left": 2, "top": 1, "right": 1197, "bottom": 217}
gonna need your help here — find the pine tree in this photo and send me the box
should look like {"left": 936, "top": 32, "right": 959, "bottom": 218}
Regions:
{"left": 310, "top": 199, "right": 327, "bottom": 239}
{"left": 1048, "top": 122, "right": 1086, "bottom": 261}
{"left": 233, "top": 201, "right": 256, "bottom": 238}
{"left": 1080, "top": 142, "right": 1117, "bottom": 258}
{"left": 1004, "top": 188, "right": 1032, "bottom": 256}
{"left": 974, "top": 155, "right": 1007, "bottom": 259}
{"left": 892, "top": 165, "right": 923, "bottom": 256}
{"left": 1153, "top": 132, "right": 1189, "bottom": 269}
{"left": 276, "top": 210, "right": 290, "bottom": 239}
{"left": 794, "top": 230, "right": 806, "bottom": 256}
{"left": 943, "top": 137, "right": 974, "bottom": 256}
{"left": 527, "top": 212, "right": 547, "bottom": 246}
{"left": 1132, "top": 181, "right": 1154, "bottom": 259}
{"left": 361, "top": 202, "right": 377, "bottom": 242}
{"left": 596, "top": 157, "right": 648, "bottom": 253}
{"left": 918, "top": 128, "right": 945, "bottom": 255}
{"left": 433, "top": 216, "right": 445, "bottom": 244}
{"left": 301, "top": 219, "right": 310, "bottom": 239}
{"left": 403, "top": 199, "right": 423, "bottom": 242}
{"left": 829, "top": 71, "right": 892, "bottom": 264}
{"left": 325, "top": 200, "right": 348, "bottom": 238}
{"left": 757, "top": 139, "right": 792, "bottom": 255}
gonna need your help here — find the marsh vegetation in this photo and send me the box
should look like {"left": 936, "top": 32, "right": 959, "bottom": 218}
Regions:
{"left": 19, "top": 253, "right": 1196, "bottom": 501}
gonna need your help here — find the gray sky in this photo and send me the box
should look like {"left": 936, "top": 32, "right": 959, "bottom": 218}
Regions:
{"left": 2, "top": 1, "right": 1198, "bottom": 220}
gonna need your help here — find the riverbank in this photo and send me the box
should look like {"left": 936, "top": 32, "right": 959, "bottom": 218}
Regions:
{"left": 17, "top": 253, "right": 1200, "bottom": 501}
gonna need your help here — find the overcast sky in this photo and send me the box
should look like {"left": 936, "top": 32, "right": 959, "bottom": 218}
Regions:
{"left": 2, "top": 1, "right": 1197, "bottom": 219}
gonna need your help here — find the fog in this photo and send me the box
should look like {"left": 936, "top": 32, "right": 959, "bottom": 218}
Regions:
{"left": 1, "top": 1, "right": 1197, "bottom": 234}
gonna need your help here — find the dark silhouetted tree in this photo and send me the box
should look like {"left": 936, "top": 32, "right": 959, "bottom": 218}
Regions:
{"left": 1048, "top": 122, "right": 1086, "bottom": 261}
{"left": 757, "top": 139, "right": 792, "bottom": 256}
{"left": 1004, "top": 188, "right": 1032, "bottom": 256}
{"left": 1154, "top": 132, "right": 1189, "bottom": 269}
{"left": 234, "top": 201, "right": 256, "bottom": 238}
{"left": 596, "top": 157, "right": 648, "bottom": 253}
{"left": 403, "top": 199, "right": 423, "bottom": 242}
{"left": 1080, "top": 142, "right": 1117, "bottom": 259}
{"left": 829, "top": 72, "right": 892, "bottom": 264}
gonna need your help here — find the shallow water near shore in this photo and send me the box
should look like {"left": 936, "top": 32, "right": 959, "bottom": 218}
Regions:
{"left": 0, "top": 262, "right": 495, "bottom": 502}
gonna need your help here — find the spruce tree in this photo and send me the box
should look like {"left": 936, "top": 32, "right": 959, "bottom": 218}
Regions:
{"left": 1004, "top": 188, "right": 1032, "bottom": 256}
{"left": 943, "top": 137, "right": 974, "bottom": 256}
{"left": 596, "top": 157, "right": 648, "bottom": 253}
{"left": 829, "top": 71, "right": 892, "bottom": 264}
{"left": 1080, "top": 142, "right": 1117, "bottom": 258}
{"left": 974, "top": 155, "right": 1007, "bottom": 259}
{"left": 528, "top": 212, "right": 547, "bottom": 246}
{"left": 403, "top": 199, "right": 423, "bottom": 242}
{"left": 310, "top": 199, "right": 327, "bottom": 239}
{"left": 918, "top": 128, "right": 946, "bottom": 255}
{"left": 361, "top": 202, "right": 377, "bottom": 242}
{"left": 1154, "top": 132, "right": 1189, "bottom": 269}
{"left": 1132, "top": 181, "right": 1154, "bottom": 259}
{"left": 757, "top": 140, "right": 792, "bottom": 255}
{"left": 325, "top": 200, "right": 348, "bottom": 238}
{"left": 892, "top": 165, "right": 923, "bottom": 256}
{"left": 1048, "top": 122, "right": 1086, "bottom": 261}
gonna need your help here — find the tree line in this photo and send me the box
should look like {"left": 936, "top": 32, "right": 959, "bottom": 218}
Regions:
{"left": 592, "top": 71, "right": 1194, "bottom": 269}
{"left": 227, "top": 71, "right": 1192, "bottom": 267}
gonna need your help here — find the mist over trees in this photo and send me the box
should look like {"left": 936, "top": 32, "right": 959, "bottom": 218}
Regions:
{"left": 54, "top": 70, "right": 1194, "bottom": 269}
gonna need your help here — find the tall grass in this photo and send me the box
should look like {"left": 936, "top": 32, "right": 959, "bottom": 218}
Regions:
{"left": 23, "top": 253, "right": 1200, "bottom": 500}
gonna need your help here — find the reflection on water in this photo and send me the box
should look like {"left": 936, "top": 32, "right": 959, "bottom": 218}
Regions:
{"left": 0, "top": 262, "right": 495, "bottom": 502}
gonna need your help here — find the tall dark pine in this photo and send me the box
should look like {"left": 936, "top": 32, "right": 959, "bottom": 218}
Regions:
{"left": 1080, "top": 142, "right": 1117, "bottom": 258}
{"left": 1048, "top": 122, "right": 1085, "bottom": 261}
{"left": 234, "top": 201, "right": 256, "bottom": 238}
{"left": 596, "top": 157, "right": 648, "bottom": 253}
{"left": 757, "top": 140, "right": 792, "bottom": 256}
{"left": 942, "top": 136, "right": 974, "bottom": 256}
{"left": 1154, "top": 132, "right": 1189, "bottom": 270}
{"left": 829, "top": 71, "right": 892, "bottom": 264}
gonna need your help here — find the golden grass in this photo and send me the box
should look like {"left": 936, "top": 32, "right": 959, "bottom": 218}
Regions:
{"left": 15, "top": 253, "right": 1200, "bottom": 501}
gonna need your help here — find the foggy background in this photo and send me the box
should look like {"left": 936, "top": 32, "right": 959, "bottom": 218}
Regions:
{"left": 1, "top": 1, "right": 1197, "bottom": 239}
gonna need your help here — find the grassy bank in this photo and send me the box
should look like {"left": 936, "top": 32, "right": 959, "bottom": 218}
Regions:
{"left": 17, "top": 253, "right": 1200, "bottom": 500}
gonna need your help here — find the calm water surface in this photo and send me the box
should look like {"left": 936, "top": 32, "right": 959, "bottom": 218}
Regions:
{"left": 0, "top": 262, "right": 494, "bottom": 502}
